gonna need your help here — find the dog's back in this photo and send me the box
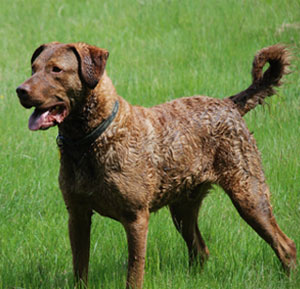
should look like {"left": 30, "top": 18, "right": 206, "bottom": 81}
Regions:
{"left": 128, "top": 44, "right": 291, "bottom": 210}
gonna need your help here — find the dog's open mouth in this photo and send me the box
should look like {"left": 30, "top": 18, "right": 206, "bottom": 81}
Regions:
{"left": 28, "top": 103, "right": 68, "bottom": 131}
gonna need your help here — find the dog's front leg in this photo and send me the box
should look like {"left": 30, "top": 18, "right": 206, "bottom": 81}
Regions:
{"left": 68, "top": 205, "right": 93, "bottom": 286}
{"left": 123, "top": 209, "right": 150, "bottom": 289}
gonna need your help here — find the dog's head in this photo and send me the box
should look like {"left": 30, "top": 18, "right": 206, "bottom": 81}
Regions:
{"left": 16, "top": 42, "right": 109, "bottom": 131}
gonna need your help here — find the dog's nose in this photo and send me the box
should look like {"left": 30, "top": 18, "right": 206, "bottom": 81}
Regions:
{"left": 16, "top": 84, "right": 30, "bottom": 99}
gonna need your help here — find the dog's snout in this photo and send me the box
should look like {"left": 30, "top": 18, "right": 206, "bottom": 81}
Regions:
{"left": 16, "top": 84, "right": 30, "bottom": 99}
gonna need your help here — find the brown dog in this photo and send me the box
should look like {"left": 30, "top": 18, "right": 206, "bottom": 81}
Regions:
{"left": 16, "top": 42, "right": 296, "bottom": 288}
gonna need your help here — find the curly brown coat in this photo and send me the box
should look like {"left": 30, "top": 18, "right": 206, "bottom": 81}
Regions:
{"left": 17, "top": 43, "right": 296, "bottom": 289}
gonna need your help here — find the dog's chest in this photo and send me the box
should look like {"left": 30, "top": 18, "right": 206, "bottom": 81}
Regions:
{"left": 58, "top": 153, "right": 144, "bottom": 219}
{"left": 59, "top": 154, "right": 103, "bottom": 193}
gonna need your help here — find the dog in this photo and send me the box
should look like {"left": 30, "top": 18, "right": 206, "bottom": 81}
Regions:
{"left": 16, "top": 42, "right": 296, "bottom": 288}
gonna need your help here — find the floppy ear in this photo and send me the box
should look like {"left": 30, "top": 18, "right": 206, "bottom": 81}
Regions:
{"left": 70, "top": 43, "right": 109, "bottom": 89}
{"left": 31, "top": 44, "right": 46, "bottom": 64}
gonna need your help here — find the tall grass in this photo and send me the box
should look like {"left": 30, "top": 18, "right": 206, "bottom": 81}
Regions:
{"left": 0, "top": 0, "right": 299, "bottom": 288}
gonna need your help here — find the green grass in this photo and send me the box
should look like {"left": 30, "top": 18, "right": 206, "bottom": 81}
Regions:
{"left": 1, "top": 0, "right": 300, "bottom": 288}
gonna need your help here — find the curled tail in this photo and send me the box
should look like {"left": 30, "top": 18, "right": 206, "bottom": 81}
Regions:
{"left": 228, "top": 44, "right": 291, "bottom": 116}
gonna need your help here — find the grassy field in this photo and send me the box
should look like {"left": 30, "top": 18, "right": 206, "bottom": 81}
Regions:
{"left": 1, "top": 0, "right": 300, "bottom": 288}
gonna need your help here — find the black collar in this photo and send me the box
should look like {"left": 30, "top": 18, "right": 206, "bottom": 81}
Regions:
{"left": 56, "top": 100, "right": 119, "bottom": 149}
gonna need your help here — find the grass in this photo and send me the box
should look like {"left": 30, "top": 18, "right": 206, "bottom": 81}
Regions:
{"left": 0, "top": 0, "right": 300, "bottom": 288}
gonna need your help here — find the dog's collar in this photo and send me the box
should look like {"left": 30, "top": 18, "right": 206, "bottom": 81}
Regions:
{"left": 56, "top": 100, "right": 119, "bottom": 148}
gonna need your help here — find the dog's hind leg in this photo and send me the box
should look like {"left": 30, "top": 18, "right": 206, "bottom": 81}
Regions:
{"left": 220, "top": 173, "right": 296, "bottom": 272}
{"left": 169, "top": 184, "right": 211, "bottom": 266}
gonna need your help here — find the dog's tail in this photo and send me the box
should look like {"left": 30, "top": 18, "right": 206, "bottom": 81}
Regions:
{"left": 228, "top": 44, "right": 291, "bottom": 116}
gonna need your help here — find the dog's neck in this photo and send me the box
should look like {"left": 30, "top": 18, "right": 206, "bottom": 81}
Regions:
{"left": 58, "top": 72, "right": 121, "bottom": 142}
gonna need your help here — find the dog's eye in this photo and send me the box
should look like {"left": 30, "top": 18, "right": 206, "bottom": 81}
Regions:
{"left": 52, "top": 66, "right": 62, "bottom": 73}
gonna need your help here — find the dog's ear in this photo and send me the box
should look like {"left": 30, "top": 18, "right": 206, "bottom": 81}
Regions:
{"left": 31, "top": 44, "right": 47, "bottom": 64}
{"left": 70, "top": 43, "right": 109, "bottom": 89}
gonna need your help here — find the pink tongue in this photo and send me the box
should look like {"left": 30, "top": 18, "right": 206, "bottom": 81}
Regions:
{"left": 28, "top": 109, "right": 50, "bottom": 131}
